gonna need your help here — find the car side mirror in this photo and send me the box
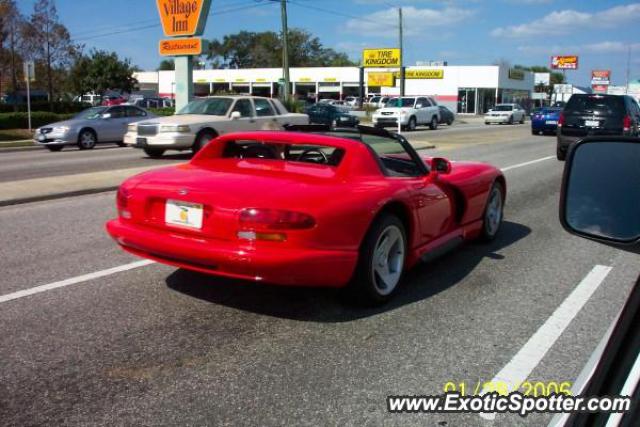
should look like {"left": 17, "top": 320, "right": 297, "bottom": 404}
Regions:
{"left": 101, "top": 113, "right": 111, "bottom": 119}
{"left": 431, "top": 157, "right": 452, "bottom": 174}
{"left": 560, "top": 138, "right": 640, "bottom": 249}
{"left": 231, "top": 111, "right": 242, "bottom": 120}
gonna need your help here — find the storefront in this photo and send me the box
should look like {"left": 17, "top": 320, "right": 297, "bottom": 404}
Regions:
{"left": 134, "top": 64, "right": 533, "bottom": 114}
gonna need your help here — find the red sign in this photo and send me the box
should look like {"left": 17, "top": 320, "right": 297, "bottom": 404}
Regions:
{"left": 551, "top": 55, "right": 579, "bottom": 70}
{"left": 591, "top": 70, "right": 611, "bottom": 85}
{"left": 592, "top": 84, "right": 608, "bottom": 94}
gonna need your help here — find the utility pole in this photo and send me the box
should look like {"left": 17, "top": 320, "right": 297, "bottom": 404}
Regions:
{"left": 280, "top": 0, "right": 290, "bottom": 101}
{"left": 399, "top": 7, "right": 404, "bottom": 99}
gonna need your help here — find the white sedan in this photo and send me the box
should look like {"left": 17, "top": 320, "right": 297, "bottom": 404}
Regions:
{"left": 124, "top": 96, "right": 309, "bottom": 157}
{"left": 484, "top": 103, "right": 526, "bottom": 125}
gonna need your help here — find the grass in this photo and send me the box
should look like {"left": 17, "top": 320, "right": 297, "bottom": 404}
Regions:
{"left": 0, "top": 129, "right": 32, "bottom": 142}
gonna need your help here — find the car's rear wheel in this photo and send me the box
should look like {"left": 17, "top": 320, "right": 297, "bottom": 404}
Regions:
{"left": 519, "top": 115, "right": 525, "bottom": 124}
{"left": 193, "top": 130, "right": 216, "bottom": 154}
{"left": 556, "top": 146, "right": 566, "bottom": 161}
{"left": 407, "top": 116, "right": 416, "bottom": 131}
{"left": 446, "top": 118, "right": 453, "bottom": 125}
{"left": 144, "top": 147, "right": 165, "bottom": 158}
{"left": 46, "top": 145, "right": 63, "bottom": 152}
{"left": 77, "top": 129, "right": 97, "bottom": 149}
{"left": 429, "top": 116, "right": 438, "bottom": 130}
{"left": 479, "top": 182, "right": 504, "bottom": 242}
{"left": 348, "top": 213, "right": 406, "bottom": 305}
{"left": 508, "top": 115, "right": 514, "bottom": 125}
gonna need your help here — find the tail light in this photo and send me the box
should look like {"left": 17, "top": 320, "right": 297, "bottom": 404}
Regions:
{"left": 558, "top": 112, "right": 565, "bottom": 127}
{"left": 237, "top": 208, "right": 316, "bottom": 241}
{"left": 623, "top": 115, "right": 632, "bottom": 132}
{"left": 116, "top": 187, "right": 132, "bottom": 219}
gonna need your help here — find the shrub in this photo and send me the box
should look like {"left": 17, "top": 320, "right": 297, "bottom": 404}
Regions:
{"left": 0, "top": 102, "right": 91, "bottom": 114}
{"left": 148, "top": 107, "right": 175, "bottom": 116}
{"left": 0, "top": 112, "right": 74, "bottom": 130}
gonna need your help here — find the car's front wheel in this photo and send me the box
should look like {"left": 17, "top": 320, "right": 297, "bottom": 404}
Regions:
{"left": 348, "top": 213, "right": 407, "bottom": 305}
{"left": 77, "top": 129, "right": 97, "bottom": 149}
{"left": 479, "top": 181, "right": 504, "bottom": 241}
{"left": 143, "top": 147, "right": 165, "bottom": 158}
{"left": 46, "top": 145, "right": 64, "bottom": 152}
{"left": 406, "top": 116, "right": 417, "bottom": 131}
{"left": 193, "top": 130, "right": 216, "bottom": 154}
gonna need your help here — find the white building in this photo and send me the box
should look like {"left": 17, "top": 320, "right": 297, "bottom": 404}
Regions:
{"left": 134, "top": 64, "right": 533, "bottom": 114}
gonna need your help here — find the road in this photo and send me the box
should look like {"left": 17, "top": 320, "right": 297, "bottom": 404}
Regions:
{"left": 0, "top": 120, "right": 519, "bottom": 183}
{"left": 1, "top": 126, "right": 638, "bottom": 426}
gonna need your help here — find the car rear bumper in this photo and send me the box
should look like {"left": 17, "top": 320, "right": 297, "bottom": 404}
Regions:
{"left": 106, "top": 219, "right": 358, "bottom": 287}
{"left": 124, "top": 132, "right": 194, "bottom": 149}
{"left": 484, "top": 116, "right": 511, "bottom": 124}
{"left": 531, "top": 122, "right": 558, "bottom": 132}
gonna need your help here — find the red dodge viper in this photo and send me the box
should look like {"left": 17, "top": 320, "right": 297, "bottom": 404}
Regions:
{"left": 106, "top": 126, "right": 506, "bottom": 304}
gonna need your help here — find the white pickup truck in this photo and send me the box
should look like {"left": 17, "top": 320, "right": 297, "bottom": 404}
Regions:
{"left": 372, "top": 96, "right": 441, "bottom": 131}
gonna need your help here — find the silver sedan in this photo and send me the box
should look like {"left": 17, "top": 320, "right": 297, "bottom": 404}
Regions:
{"left": 34, "top": 105, "right": 156, "bottom": 151}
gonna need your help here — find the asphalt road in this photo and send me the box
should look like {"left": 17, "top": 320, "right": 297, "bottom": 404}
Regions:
{"left": 0, "top": 120, "right": 523, "bottom": 183}
{"left": 1, "top": 127, "right": 638, "bottom": 426}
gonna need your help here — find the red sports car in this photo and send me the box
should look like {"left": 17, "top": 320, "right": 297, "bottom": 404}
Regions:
{"left": 106, "top": 126, "right": 505, "bottom": 304}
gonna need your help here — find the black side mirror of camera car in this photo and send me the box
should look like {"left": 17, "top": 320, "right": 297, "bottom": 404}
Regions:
{"left": 560, "top": 137, "right": 640, "bottom": 250}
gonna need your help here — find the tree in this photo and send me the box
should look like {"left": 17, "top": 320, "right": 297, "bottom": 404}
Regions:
{"left": 157, "top": 59, "right": 175, "bottom": 71}
{"left": 207, "top": 29, "right": 356, "bottom": 69}
{"left": 69, "top": 50, "right": 138, "bottom": 97}
{"left": 23, "top": 0, "right": 78, "bottom": 108}
{"left": 0, "top": 0, "right": 24, "bottom": 104}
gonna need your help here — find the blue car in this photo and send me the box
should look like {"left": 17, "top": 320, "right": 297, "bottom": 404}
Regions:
{"left": 531, "top": 107, "right": 562, "bottom": 135}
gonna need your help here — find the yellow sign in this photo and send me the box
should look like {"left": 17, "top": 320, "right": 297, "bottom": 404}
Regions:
{"left": 255, "top": 78, "right": 267, "bottom": 83}
{"left": 214, "top": 78, "right": 225, "bottom": 82}
{"left": 156, "top": 0, "right": 212, "bottom": 37}
{"left": 235, "top": 78, "right": 247, "bottom": 83}
{"left": 362, "top": 48, "right": 401, "bottom": 68}
{"left": 159, "top": 37, "right": 203, "bottom": 56}
{"left": 196, "top": 78, "right": 207, "bottom": 83}
{"left": 323, "top": 77, "right": 337, "bottom": 82}
{"left": 367, "top": 72, "right": 395, "bottom": 87}
{"left": 298, "top": 77, "right": 312, "bottom": 82}
{"left": 393, "top": 69, "right": 444, "bottom": 79}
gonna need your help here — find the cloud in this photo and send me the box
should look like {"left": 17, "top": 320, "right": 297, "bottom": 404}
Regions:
{"left": 492, "top": 3, "right": 640, "bottom": 37}
{"left": 346, "top": 6, "right": 474, "bottom": 37}
{"left": 517, "top": 41, "right": 640, "bottom": 55}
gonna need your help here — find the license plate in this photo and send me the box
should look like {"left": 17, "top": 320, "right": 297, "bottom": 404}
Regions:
{"left": 136, "top": 137, "right": 147, "bottom": 147}
{"left": 585, "top": 120, "right": 599, "bottom": 127}
{"left": 546, "top": 120, "right": 558, "bottom": 125}
{"left": 165, "top": 200, "right": 203, "bottom": 229}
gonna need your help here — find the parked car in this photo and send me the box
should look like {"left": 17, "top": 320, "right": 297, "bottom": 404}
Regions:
{"left": 344, "top": 96, "right": 358, "bottom": 107}
{"left": 101, "top": 95, "right": 126, "bottom": 106}
{"left": 367, "top": 96, "right": 391, "bottom": 109}
{"left": 34, "top": 105, "right": 155, "bottom": 151}
{"left": 132, "top": 97, "right": 174, "bottom": 109}
{"left": 124, "top": 96, "right": 309, "bottom": 158}
{"left": 531, "top": 106, "right": 562, "bottom": 135}
{"left": 106, "top": 126, "right": 505, "bottom": 305}
{"left": 305, "top": 104, "right": 359, "bottom": 128}
{"left": 484, "top": 103, "right": 526, "bottom": 125}
{"left": 438, "top": 105, "right": 455, "bottom": 125}
{"left": 372, "top": 96, "right": 440, "bottom": 131}
{"left": 556, "top": 94, "right": 640, "bottom": 160}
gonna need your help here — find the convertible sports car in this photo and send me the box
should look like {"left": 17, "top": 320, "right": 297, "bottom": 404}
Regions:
{"left": 106, "top": 126, "right": 505, "bottom": 304}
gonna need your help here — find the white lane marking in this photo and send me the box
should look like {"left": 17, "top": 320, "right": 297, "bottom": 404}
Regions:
{"left": 501, "top": 156, "right": 555, "bottom": 172}
{"left": 479, "top": 265, "right": 612, "bottom": 421}
{"left": 501, "top": 156, "right": 556, "bottom": 172}
{"left": 0, "top": 259, "right": 155, "bottom": 304}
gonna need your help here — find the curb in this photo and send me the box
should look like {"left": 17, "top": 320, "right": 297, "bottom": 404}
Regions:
{"left": 0, "top": 186, "right": 118, "bottom": 208}
{"left": 0, "top": 145, "right": 41, "bottom": 153}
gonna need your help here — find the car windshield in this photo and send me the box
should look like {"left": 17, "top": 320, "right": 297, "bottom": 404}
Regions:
{"left": 565, "top": 95, "right": 624, "bottom": 114}
{"left": 386, "top": 97, "right": 415, "bottom": 108}
{"left": 493, "top": 105, "right": 513, "bottom": 111}
{"left": 177, "top": 98, "right": 233, "bottom": 115}
{"left": 73, "top": 107, "right": 108, "bottom": 119}
{"left": 370, "top": 97, "right": 381, "bottom": 103}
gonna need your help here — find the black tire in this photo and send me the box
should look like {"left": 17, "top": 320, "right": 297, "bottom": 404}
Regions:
{"left": 508, "top": 115, "right": 514, "bottom": 125}
{"left": 519, "top": 115, "right": 525, "bottom": 124}
{"left": 446, "top": 118, "right": 453, "bottom": 126}
{"left": 193, "top": 130, "right": 216, "bottom": 154}
{"left": 556, "top": 146, "right": 566, "bottom": 161}
{"left": 46, "top": 145, "right": 64, "bottom": 152}
{"left": 531, "top": 129, "right": 537, "bottom": 135}
{"left": 479, "top": 181, "right": 504, "bottom": 242}
{"left": 347, "top": 213, "right": 407, "bottom": 305}
{"left": 429, "top": 116, "right": 438, "bottom": 130}
{"left": 407, "top": 116, "right": 417, "bottom": 131}
{"left": 77, "top": 129, "right": 97, "bottom": 149}
{"left": 144, "top": 147, "right": 165, "bottom": 158}
{"left": 116, "top": 141, "right": 127, "bottom": 147}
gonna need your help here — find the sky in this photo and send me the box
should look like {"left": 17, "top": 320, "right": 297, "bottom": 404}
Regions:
{"left": 16, "top": 0, "right": 640, "bottom": 87}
